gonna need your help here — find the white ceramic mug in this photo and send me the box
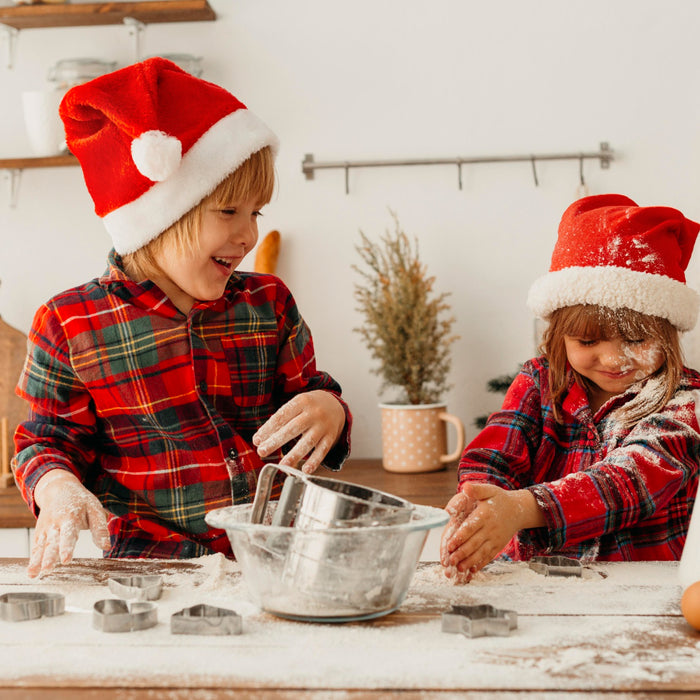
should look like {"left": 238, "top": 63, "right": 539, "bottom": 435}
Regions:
{"left": 22, "top": 89, "right": 67, "bottom": 156}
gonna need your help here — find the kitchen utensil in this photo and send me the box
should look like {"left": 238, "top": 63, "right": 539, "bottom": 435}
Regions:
{"left": 21, "top": 88, "right": 68, "bottom": 156}
{"left": 93, "top": 599, "right": 157, "bottom": 633}
{"left": 170, "top": 604, "right": 242, "bottom": 636}
{"left": 528, "top": 555, "right": 582, "bottom": 577}
{"left": 251, "top": 463, "right": 414, "bottom": 528}
{"left": 0, "top": 592, "right": 64, "bottom": 622}
{"left": 47, "top": 58, "right": 117, "bottom": 87}
{"left": 441, "top": 604, "right": 518, "bottom": 638}
{"left": 206, "top": 500, "right": 448, "bottom": 622}
{"left": 107, "top": 574, "right": 163, "bottom": 601}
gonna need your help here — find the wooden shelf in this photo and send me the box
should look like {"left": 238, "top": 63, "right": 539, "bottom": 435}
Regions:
{"left": 0, "top": 154, "right": 78, "bottom": 169}
{"left": 0, "top": 1, "right": 215, "bottom": 30}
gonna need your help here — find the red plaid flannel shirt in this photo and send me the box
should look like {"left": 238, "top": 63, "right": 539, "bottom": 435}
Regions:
{"left": 458, "top": 357, "right": 700, "bottom": 561}
{"left": 14, "top": 251, "right": 351, "bottom": 558}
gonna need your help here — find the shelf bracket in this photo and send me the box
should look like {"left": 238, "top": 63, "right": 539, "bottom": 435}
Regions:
{"left": 123, "top": 17, "right": 146, "bottom": 63}
{"left": 0, "top": 25, "right": 18, "bottom": 70}
{"left": 2, "top": 169, "right": 21, "bottom": 208}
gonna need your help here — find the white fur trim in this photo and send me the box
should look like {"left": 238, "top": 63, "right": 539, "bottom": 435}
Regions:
{"left": 131, "top": 130, "right": 182, "bottom": 182}
{"left": 527, "top": 265, "right": 700, "bottom": 331}
{"left": 104, "top": 109, "right": 279, "bottom": 255}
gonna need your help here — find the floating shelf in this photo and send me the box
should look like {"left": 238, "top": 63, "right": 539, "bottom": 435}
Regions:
{"left": 0, "top": 1, "right": 215, "bottom": 30}
{"left": 0, "top": 154, "right": 78, "bottom": 170}
{"left": 1, "top": 154, "right": 79, "bottom": 208}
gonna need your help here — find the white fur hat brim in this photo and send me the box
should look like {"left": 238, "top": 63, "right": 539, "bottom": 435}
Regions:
{"left": 527, "top": 265, "right": 700, "bottom": 331}
{"left": 104, "top": 109, "right": 279, "bottom": 255}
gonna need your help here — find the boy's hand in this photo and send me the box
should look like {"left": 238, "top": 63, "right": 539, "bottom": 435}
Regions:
{"left": 28, "top": 470, "right": 111, "bottom": 578}
{"left": 253, "top": 390, "right": 346, "bottom": 474}
{"left": 440, "top": 482, "right": 545, "bottom": 582}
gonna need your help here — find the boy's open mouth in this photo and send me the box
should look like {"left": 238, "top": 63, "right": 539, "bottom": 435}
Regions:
{"left": 213, "top": 256, "right": 234, "bottom": 271}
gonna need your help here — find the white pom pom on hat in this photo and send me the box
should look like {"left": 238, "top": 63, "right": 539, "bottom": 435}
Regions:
{"left": 59, "top": 57, "right": 279, "bottom": 255}
{"left": 131, "top": 130, "right": 182, "bottom": 182}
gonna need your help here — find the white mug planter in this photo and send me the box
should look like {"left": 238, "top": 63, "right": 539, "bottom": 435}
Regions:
{"left": 379, "top": 403, "right": 465, "bottom": 473}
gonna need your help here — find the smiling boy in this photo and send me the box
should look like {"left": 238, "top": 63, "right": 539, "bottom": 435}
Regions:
{"left": 13, "top": 58, "right": 351, "bottom": 577}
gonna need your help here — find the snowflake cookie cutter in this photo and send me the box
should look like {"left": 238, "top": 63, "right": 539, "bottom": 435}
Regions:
{"left": 528, "top": 555, "right": 582, "bottom": 577}
{"left": 107, "top": 574, "right": 163, "bottom": 601}
{"left": 93, "top": 598, "right": 158, "bottom": 633}
{"left": 441, "top": 603, "right": 518, "bottom": 638}
{"left": 170, "top": 604, "right": 242, "bottom": 636}
{"left": 0, "top": 592, "right": 65, "bottom": 622}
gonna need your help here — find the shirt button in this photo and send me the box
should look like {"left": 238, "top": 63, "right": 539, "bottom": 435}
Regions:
{"left": 199, "top": 380, "right": 207, "bottom": 393}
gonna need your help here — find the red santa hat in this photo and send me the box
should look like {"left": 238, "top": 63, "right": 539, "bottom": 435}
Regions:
{"left": 527, "top": 194, "right": 700, "bottom": 331}
{"left": 60, "top": 57, "right": 279, "bottom": 255}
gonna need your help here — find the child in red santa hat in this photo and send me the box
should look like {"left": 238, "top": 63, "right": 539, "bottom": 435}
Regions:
{"left": 13, "top": 58, "right": 351, "bottom": 578}
{"left": 441, "top": 193, "right": 700, "bottom": 582}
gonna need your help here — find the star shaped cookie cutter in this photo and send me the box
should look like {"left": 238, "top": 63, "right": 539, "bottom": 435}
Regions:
{"left": 441, "top": 603, "right": 518, "bottom": 638}
{"left": 170, "top": 604, "right": 242, "bottom": 636}
{"left": 107, "top": 574, "right": 163, "bottom": 601}
{"left": 528, "top": 555, "right": 582, "bottom": 577}
{"left": 0, "top": 592, "right": 65, "bottom": 622}
{"left": 93, "top": 598, "right": 158, "bottom": 633}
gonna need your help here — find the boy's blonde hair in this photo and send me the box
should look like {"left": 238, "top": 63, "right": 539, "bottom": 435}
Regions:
{"left": 541, "top": 304, "right": 684, "bottom": 426}
{"left": 123, "top": 146, "right": 275, "bottom": 280}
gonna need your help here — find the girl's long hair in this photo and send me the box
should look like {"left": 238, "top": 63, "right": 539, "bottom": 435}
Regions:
{"left": 541, "top": 304, "right": 684, "bottom": 426}
{"left": 123, "top": 146, "right": 275, "bottom": 280}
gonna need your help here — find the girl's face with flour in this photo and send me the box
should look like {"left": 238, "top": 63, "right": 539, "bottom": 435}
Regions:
{"left": 564, "top": 332, "right": 664, "bottom": 407}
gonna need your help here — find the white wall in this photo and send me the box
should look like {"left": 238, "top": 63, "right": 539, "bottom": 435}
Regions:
{"left": 2, "top": 0, "right": 700, "bottom": 458}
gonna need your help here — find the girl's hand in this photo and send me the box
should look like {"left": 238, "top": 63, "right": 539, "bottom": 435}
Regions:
{"left": 28, "top": 470, "right": 111, "bottom": 578}
{"left": 440, "top": 482, "right": 545, "bottom": 581}
{"left": 253, "top": 390, "right": 346, "bottom": 474}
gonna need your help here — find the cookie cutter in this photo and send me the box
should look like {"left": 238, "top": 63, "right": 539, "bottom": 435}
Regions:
{"left": 528, "top": 555, "right": 582, "bottom": 577}
{"left": 441, "top": 604, "right": 518, "bottom": 638}
{"left": 170, "top": 604, "right": 242, "bottom": 636}
{"left": 93, "top": 598, "right": 158, "bottom": 633}
{"left": 0, "top": 592, "right": 65, "bottom": 622}
{"left": 107, "top": 575, "right": 163, "bottom": 601}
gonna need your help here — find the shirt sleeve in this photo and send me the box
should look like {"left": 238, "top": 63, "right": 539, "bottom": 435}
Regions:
{"left": 457, "top": 363, "right": 543, "bottom": 491}
{"left": 272, "top": 283, "right": 352, "bottom": 471}
{"left": 529, "top": 398, "right": 700, "bottom": 551}
{"left": 13, "top": 303, "right": 98, "bottom": 514}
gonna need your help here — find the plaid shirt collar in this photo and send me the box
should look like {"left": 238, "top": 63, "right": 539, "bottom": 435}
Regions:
{"left": 101, "top": 248, "right": 247, "bottom": 317}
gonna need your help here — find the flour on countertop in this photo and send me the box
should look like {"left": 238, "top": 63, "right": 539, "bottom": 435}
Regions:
{"left": 0, "top": 558, "right": 697, "bottom": 692}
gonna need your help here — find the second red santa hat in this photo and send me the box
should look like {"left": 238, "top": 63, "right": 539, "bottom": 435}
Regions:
{"left": 60, "top": 57, "right": 279, "bottom": 255}
{"left": 527, "top": 194, "right": 700, "bottom": 331}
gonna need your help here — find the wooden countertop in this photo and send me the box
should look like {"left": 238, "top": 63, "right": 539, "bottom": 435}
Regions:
{"left": 0, "top": 558, "right": 696, "bottom": 697}
{"left": 0, "top": 459, "right": 456, "bottom": 528}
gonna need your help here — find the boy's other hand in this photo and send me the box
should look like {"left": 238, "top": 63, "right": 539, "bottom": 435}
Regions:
{"left": 253, "top": 390, "right": 346, "bottom": 474}
{"left": 28, "top": 470, "right": 111, "bottom": 578}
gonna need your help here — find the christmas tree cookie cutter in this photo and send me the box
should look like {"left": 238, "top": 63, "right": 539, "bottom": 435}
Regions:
{"left": 441, "top": 603, "right": 518, "bottom": 638}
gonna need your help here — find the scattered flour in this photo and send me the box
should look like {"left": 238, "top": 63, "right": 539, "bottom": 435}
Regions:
{"left": 0, "top": 558, "right": 698, "bottom": 693}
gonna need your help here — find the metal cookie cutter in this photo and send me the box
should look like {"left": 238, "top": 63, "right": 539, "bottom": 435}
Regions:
{"left": 171, "top": 604, "right": 242, "bottom": 636}
{"left": 0, "top": 592, "right": 65, "bottom": 622}
{"left": 93, "top": 599, "right": 158, "bottom": 633}
{"left": 441, "top": 604, "right": 518, "bottom": 638}
{"left": 528, "top": 555, "right": 582, "bottom": 577}
{"left": 107, "top": 575, "right": 163, "bottom": 601}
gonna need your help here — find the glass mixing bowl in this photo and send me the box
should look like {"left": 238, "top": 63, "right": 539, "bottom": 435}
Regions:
{"left": 206, "top": 501, "right": 448, "bottom": 622}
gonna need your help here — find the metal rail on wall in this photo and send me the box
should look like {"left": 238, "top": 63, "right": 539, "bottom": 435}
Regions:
{"left": 302, "top": 141, "right": 614, "bottom": 195}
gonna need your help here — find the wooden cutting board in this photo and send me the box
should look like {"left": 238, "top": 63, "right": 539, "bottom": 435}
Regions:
{"left": 0, "top": 316, "right": 28, "bottom": 485}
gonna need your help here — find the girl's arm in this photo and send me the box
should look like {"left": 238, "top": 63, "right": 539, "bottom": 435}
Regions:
{"left": 530, "top": 403, "right": 700, "bottom": 552}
